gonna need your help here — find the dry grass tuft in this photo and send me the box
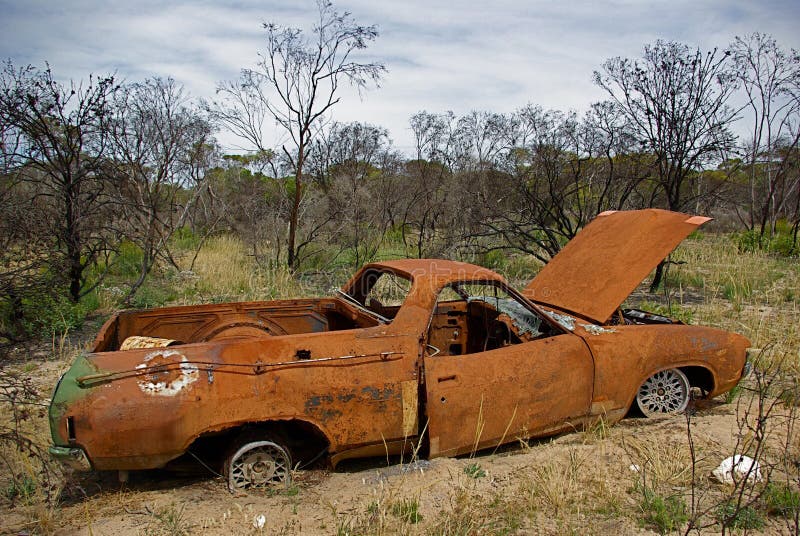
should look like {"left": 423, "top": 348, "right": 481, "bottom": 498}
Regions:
{"left": 180, "top": 236, "right": 306, "bottom": 303}
{"left": 521, "top": 448, "right": 588, "bottom": 518}
{"left": 624, "top": 436, "right": 694, "bottom": 489}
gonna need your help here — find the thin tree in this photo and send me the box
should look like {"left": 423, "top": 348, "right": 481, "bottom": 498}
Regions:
{"left": 594, "top": 41, "right": 738, "bottom": 290}
{"left": 0, "top": 61, "right": 117, "bottom": 302}
{"left": 208, "top": 0, "right": 385, "bottom": 270}
{"left": 730, "top": 33, "right": 800, "bottom": 245}
{"left": 110, "top": 78, "right": 216, "bottom": 303}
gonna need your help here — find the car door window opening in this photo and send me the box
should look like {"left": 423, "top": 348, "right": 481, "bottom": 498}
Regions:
{"left": 427, "top": 281, "right": 559, "bottom": 356}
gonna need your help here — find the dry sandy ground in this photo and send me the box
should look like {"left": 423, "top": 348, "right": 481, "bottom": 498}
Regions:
{"left": 2, "top": 345, "right": 796, "bottom": 535}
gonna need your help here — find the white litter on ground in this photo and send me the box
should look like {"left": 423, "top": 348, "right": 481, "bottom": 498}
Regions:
{"left": 712, "top": 455, "right": 762, "bottom": 484}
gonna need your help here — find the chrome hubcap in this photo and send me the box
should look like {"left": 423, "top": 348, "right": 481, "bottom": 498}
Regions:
{"left": 637, "top": 369, "right": 689, "bottom": 416}
{"left": 229, "top": 441, "right": 290, "bottom": 490}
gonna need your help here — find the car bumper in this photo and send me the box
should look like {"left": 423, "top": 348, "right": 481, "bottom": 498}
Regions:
{"left": 49, "top": 446, "right": 92, "bottom": 471}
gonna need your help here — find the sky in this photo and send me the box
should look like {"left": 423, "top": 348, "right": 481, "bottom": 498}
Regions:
{"left": 1, "top": 0, "right": 799, "bottom": 155}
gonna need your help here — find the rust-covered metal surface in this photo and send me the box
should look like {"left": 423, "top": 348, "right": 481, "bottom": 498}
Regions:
{"left": 523, "top": 209, "right": 711, "bottom": 324}
{"left": 48, "top": 210, "right": 749, "bottom": 479}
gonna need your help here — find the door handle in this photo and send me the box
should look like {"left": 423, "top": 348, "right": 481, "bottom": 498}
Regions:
{"left": 437, "top": 374, "right": 457, "bottom": 383}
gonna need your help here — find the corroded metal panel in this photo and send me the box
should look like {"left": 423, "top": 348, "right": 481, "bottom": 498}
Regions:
{"left": 523, "top": 209, "right": 711, "bottom": 324}
{"left": 52, "top": 328, "right": 420, "bottom": 470}
{"left": 577, "top": 322, "right": 750, "bottom": 419}
{"left": 424, "top": 334, "right": 594, "bottom": 458}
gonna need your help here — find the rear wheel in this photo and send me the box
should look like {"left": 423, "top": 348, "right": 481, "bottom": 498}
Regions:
{"left": 636, "top": 368, "right": 690, "bottom": 416}
{"left": 225, "top": 438, "right": 291, "bottom": 491}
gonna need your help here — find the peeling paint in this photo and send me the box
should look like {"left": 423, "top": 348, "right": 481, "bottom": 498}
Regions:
{"left": 305, "top": 394, "right": 334, "bottom": 411}
{"left": 337, "top": 393, "right": 356, "bottom": 403}
{"left": 581, "top": 324, "right": 617, "bottom": 335}
{"left": 135, "top": 350, "right": 198, "bottom": 397}
{"left": 543, "top": 310, "right": 575, "bottom": 331}
{"left": 361, "top": 385, "right": 395, "bottom": 400}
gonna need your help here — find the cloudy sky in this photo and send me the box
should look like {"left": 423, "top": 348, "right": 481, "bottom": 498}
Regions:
{"left": 1, "top": 0, "right": 799, "bottom": 154}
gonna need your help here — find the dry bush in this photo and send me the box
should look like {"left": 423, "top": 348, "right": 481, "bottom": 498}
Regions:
{"left": 0, "top": 366, "right": 64, "bottom": 535}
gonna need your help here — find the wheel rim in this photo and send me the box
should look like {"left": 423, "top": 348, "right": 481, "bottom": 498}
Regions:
{"left": 228, "top": 441, "right": 290, "bottom": 490}
{"left": 636, "top": 368, "right": 690, "bottom": 416}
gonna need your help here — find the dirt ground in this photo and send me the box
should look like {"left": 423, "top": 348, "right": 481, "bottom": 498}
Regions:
{"left": 2, "top": 340, "right": 796, "bottom": 536}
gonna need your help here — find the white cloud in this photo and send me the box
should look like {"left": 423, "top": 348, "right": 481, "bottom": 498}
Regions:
{"left": 1, "top": 0, "right": 798, "bottom": 153}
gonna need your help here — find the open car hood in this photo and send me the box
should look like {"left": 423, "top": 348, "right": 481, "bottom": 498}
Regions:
{"left": 522, "top": 209, "right": 710, "bottom": 324}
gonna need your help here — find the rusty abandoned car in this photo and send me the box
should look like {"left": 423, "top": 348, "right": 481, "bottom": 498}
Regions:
{"left": 49, "top": 209, "right": 750, "bottom": 490}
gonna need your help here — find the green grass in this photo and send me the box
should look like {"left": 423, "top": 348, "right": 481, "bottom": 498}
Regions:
{"left": 638, "top": 488, "right": 688, "bottom": 535}
{"left": 464, "top": 462, "right": 486, "bottom": 479}
{"left": 762, "top": 482, "right": 800, "bottom": 518}
{"left": 4, "top": 475, "right": 37, "bottom": 503}
{"left": 390, "top": 497, "right": 423, "bottom": 524}
{"left": 716, "top": 501, "right": 765, "bottom": 530}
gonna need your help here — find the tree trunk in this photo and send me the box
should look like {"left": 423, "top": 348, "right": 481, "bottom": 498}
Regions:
{"left": 66, "top": 219, "right": 83, "bottom": 303}
{"left": 287, "top": 144, "right": 304, "bottom": 271}
{"left": 649, "top": 259, "right": 666, "bottom": 293}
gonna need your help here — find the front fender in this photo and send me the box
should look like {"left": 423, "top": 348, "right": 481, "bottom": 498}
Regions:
{"left": 579, "top": 324, "right": 750, "bottom": 416}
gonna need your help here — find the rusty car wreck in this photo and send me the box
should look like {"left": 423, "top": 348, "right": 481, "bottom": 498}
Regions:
{"left": 49, "top": 209, "right": 750, "bottom": 490}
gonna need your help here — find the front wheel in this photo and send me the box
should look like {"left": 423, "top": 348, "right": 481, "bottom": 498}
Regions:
{"left": 636, "top": 368, "right": 690, "bottom": 417}
{"left": 225, "top": 438, "right": 292, "bottom": 492}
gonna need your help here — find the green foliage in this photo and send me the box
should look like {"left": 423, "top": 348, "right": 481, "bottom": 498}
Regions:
{"left": 778, "top": 383, "right": 800, "bottom": 407}
{"left": 4, "top": 475, "right": 37, "bottom": 503}
{"left": 636, "top": 300, "right": 695, "bottom": 325}
{"left": 783, "top": 287, "right": 795, "bottom": 303}
{"left": 716, "top": 500, "right": 764, "bottom": 530}
{"left": 762, "top": 482, "right": 800, "bottom": 518}
{"left": 464, "top": 462, "right": 486, "bottom": 479}
{"left": 724, "top": 382, "right": 743, "bottom": 403}
{"left": 150, "top": 502, "right": 191, "bottom": 536}
{"left": 110, "top": 241, "right": 144, "bottom": 278}
{"left": 19, "top": 292, "right": 91, "bottom": 338}
{"left": 391, "top": 497, "right": 423, "bottom": 523}
{"left": 686, "top": 230, "right": 705, "bottom": 240}
{"left": 283, "top": 176, "right": 297, "bottom": 199}
{"left": 722, "top": 279, "right": 752, "bottom": 302}
{"left": 170, "top": 226, "right": 202, "bottom": 251}
{"left": 383, "top": 224, "right": 405, "bottom": 244}
{"left": 735, "top": 226, "right": 798, "bottom": 257}
{"left": 366, "top": 500, "right": 379, "bottom": 515}
{"left": 637, "top": 487, "right": 687, "bottom": 535}
{"left": 481, "top": 249, "right": 509, "bottom": 271}
{"left": 128, "top": 283, "right": 178, "bottom": 309}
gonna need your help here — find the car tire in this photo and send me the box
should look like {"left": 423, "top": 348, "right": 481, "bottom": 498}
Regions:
{"left": 636, "top": 368, "right": 690, "bottom": 417}
{"left": 224, "top": 436, "right": 292, "bottom": 492}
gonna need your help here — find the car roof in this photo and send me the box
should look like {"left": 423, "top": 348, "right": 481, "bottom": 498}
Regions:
{"left": 351, "top": 259, "right": 505, "bottom": 288}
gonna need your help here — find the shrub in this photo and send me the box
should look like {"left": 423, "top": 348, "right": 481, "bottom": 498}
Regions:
{"left": 19, "top": 292, "right": 90, "bottom": 338}
{"left": 762, "top": 482, "right": 800, "bottom": 518}
{"left": 464, "top": 462, "right": 486, "bottom": 479}
{"left": 638, "top": 487, "right": 687, "bottom": 535}
{"left": 716, "top": 500, "right": 764, "bottom": 530}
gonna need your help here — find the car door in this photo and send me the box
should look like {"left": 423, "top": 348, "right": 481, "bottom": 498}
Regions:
{"left": 422, "top": 286, "right": 594, "bottom": 458}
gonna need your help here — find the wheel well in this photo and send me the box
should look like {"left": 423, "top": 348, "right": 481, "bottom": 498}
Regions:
{"left": 184, "top": 419, "right": 331, "bottom": 471}
{"left": 680, "top": 366, "right": 715, "bottom": 396}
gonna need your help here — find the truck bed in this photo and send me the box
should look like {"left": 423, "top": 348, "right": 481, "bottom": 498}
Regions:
{"left": 92, "top": 298, "right": 382, "bottom": 352}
